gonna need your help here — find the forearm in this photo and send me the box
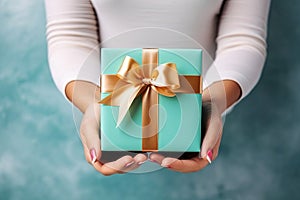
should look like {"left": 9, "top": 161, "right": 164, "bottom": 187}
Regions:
{"left": 209, "top": 0, "right": 270, "bottom": 104}
{"left": 202, "top": 80, "right": 241, "bottom": 114}
{"left": 45, "top": 0, "right": 100, "bottom": 100}
{"left": 65, "top": 80, "right": 100, "bottom": 113}
{"left": 66, "top": 79, "right": 241, "bottom": 114}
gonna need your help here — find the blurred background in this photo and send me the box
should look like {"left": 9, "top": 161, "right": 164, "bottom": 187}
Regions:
{"left": 0, "top": 0, "right": 299, "bottom": 199}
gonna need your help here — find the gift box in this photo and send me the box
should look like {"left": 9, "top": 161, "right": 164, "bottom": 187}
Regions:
{"left": 100, "top": 48, "right": 202, "bottom": 153}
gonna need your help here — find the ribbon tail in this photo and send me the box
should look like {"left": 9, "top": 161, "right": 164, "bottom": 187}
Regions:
{"left": 99, "top": 94, "right": 116, "bottom": 106}
{"left": 116, "top": 85, "right": 144, "bottom": 127}
{"left": 153, "top": 86, "right": 176, "bottom": 97}
{"left": 99, "top": 84, "right": 144, "bottom": 127}
{"left": 99, "top": 84, "right": 132, "bottom": 106}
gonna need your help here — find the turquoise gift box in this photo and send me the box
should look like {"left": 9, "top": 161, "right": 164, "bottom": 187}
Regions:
{"left": 100, "top": 48, "right": 202, "bottom": 153}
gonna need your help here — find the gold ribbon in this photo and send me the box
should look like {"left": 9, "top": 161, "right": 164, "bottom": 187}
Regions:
{"left": 100, "top": 48, "right": 202, "bottom": 151}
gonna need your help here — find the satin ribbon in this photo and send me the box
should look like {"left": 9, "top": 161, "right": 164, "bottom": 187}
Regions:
{"left": 100, "top": 48, "right": 202, "bottom": 151}
{"left": 100, "top": 49, "right": 180, "bottom": 126}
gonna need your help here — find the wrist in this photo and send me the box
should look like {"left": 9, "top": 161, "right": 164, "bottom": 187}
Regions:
{"left": 65, "top": 80, "right": 100, "bottom": 113}
{"left": 202, "top": 80, "right": 241, "bottom": 113}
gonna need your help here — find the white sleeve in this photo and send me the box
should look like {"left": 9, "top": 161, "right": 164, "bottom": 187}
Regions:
{"left": 205, "top": 0, "right": 271, "bottom": 100}
{"left": 45, "top": 0, "right": 100, "bottom": 99}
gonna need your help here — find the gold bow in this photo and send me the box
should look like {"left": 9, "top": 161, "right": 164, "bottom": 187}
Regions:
{"left": 100, "top": 55, "right": 180, "bottom": 126}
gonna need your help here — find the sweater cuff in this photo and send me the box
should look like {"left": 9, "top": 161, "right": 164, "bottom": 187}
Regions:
{"left": 205, "top": 47, "right": 265, "bottom": 101}
{"left": 48, "top": 45, "right": 100, "bottom": 100}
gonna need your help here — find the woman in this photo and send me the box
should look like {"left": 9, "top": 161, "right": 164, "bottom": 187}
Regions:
{"left": 45, "top": 0, "right": 270, "bottom": 175}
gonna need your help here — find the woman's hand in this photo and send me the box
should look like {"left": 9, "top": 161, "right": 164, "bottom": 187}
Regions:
{"left": 150, "top": 80, "right": 241, "bottom": 172}
{"left": 66, "top": 81, "right": 147, "bottom": 176}
{"left": 149, "top": 101, "right": 223, "bottom": 172}
{"left": 66, "top": 79, "right": 240, "bottom": 174}
{"left": 80, "top": 103, "right": 147, "bottom": 176}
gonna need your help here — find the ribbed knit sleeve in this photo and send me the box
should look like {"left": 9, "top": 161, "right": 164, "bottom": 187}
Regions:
{"left": 45, "top": 0, "right": 100, "bottom": 98}
{"left": 205, "top": 0, "right": 271, "bottom": 99}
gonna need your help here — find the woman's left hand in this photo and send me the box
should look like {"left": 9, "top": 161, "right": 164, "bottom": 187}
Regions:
{"left": 149, "top": 80, "right": 241, "bottom": 173}
{"left": 149, "top": 101, "right": 223, "bottom": 173}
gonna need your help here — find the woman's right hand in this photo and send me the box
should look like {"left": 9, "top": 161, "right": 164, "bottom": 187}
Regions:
{"left": 80, "top": 103, "right": 147, "bottom": 176}
{"left": 66, "top": 80, "right": 147, "bottom": 176}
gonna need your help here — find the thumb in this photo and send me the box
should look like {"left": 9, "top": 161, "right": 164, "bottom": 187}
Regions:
{"left": 200, "top": 102, "right": 223, "bottom": 162}
{"left": 80, "top": 103, "right": 101, "bottom": 164}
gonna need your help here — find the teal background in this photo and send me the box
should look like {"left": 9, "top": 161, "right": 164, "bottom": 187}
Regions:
{"left": 101, "top": 48, "right": 201, "bottom": 152}
{"left": 1, "top": 0, "right": 300, "bottom": 200}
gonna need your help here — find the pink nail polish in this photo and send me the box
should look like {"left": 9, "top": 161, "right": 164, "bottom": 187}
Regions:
{"left": 149, "top": 159, "right": 160, "bottom": 164}
{"left": 206, "top": 150, "right": 213, "bottom": 164}
{"left": 138, "top": 161, "right": 146, "bottom": 165}
{"left": 90, "top": 148, "right": 97, "bottom": 164}
{"left": 125, "top": 161, "right": 135, "bottom": 168}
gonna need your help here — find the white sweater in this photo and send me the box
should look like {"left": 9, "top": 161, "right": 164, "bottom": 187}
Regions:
{"left": 45, "top": 0, "right": 270, "bottom": 101}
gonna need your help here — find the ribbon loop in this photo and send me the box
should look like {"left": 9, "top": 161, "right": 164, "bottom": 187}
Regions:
{"left": 99, "top": 55, "right": 180, "bottom": 126}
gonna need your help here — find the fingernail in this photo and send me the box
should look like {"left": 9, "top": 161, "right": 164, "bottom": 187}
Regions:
{"left": 149, "top": 159, "right": 158, "bottom": 163}
{"left": 125, "top": 161, "right": 135, "bottom": 168}
{"left": 90, "top": 148, "right": 97, "bottom": 164}
{"left": 138, "top": 161, "right": 146, "bottom": 165}
{"left": 161, "top": 164, "right": 171, "bottom": 168}
{"left": 161, "top": 160, "right": 171, "bottom": 168}
{"left": 206, "top": 150, "right": 213, "bottom": 164}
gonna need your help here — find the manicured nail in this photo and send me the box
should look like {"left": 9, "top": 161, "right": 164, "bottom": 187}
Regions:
{"left": 125, "top": 161, "right": 135, "bottom": 168}
{"left": 161, "top": 164, "right": 171, "bottom": 168}
{"left": 149, "top": 159, "right": 158, "bottom": 163}
{"left": 90, "top": 148, "right": 97, "bottom": 164}
{"left": 138, "top": 161, "right": 146, "bottom": 165}
{"left": 206, "top": 150, "right": 213, "bottom": 164}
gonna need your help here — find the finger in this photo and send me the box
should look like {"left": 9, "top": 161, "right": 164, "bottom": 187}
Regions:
{"left": 80, "top": 103, "right": 101, "bottom": 163}
{"left": 149, "top": 153, "right": 165, "bottom": 165}
{"left": 161, "top": 131, "right": 223, "bottom": 172}
{"left": 133, "top": 153, "right": 148, "bottom": 165}
{"left": 82, "top": 140, "right": 95, "bottom": 164}
{"left": 96, "top": 155, "right": 135, "bottom": 175}
{"left": 200, "top": 107, "right": 223, "bottom": 160}
{"left": 211, "top": 130, "right": 223, "bottom": 160}
{"left": 81, "top": 141, "right": 106, "bottom": 174}
{"left": 161, "top": 157, "right": 208, "bottom": 173}
{"left": 120, "top": 153, "right": 148, "bottom": 172}
{"left": 199, "top": 130, "right": 223, "bottom": 165}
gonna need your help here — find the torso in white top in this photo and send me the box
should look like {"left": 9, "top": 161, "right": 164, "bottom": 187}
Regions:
{"left": 45, "top": 0, "right": 270, "bottom": 100}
